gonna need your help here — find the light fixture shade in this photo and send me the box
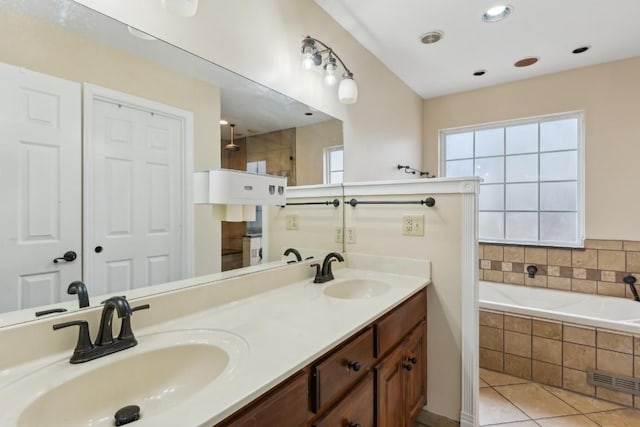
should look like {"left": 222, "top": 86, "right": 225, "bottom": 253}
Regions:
{"left": 324, "top": 57, "right": 338, "bottom": 86}
{"left": 338, "top": 74, "right": 358, "bottom": 104}
{"left": 161, "top": 0, "right": 198, "bottom": 17}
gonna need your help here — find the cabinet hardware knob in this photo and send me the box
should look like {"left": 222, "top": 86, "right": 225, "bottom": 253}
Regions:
{"left": 409, "top": 356, "right": 418, "bottom": 365}
{"left": 347, "top": 360, "right": 361, "bottom": 372}
{"left": 403, "top": 363, "right": 413, "bottom": 371}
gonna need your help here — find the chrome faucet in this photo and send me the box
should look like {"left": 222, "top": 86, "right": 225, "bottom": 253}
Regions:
{"left": 311, "top": 252, "right": 344, "bottom": 283}
{"left": 53, "top": 296, "right": 149, "bottom": 364}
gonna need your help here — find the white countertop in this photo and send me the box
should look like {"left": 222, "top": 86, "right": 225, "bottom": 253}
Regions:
{"left": 0, "top": 254, "right": 429, "bottom": 427}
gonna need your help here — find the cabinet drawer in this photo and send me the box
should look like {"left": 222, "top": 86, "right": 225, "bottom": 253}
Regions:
{"left": 375, "top": 289, "right": 426, "bottom": 357}
{"left": 312, "top": 373, "right": 374, "bottom": 427}
{"left": 311, "top": 327, "right": 375, "bottom": 412}
{"left": 220, "top": 371, "right": 308, "bottom": 426}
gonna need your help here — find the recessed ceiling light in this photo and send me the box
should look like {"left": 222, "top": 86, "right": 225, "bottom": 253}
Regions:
{"left": 514, "top": 57, "right": 539, "bottom": 67}
{"left": 473, "top": 70, "right": 487, "bottom": 76}
{"left": 420, "top": 31, "right": 444, "bottom": 45}
{"left": 572, "top": 46, "right": 590, "bottom": 54}
{"left": 482, "top": 5, "right": 513, "bottom": 23}
{"left": 219, "top": 119, "right": 228, "bottom": 125}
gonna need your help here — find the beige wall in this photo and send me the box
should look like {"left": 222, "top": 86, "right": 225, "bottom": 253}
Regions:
{"left": 296, "top": 119, "right": 343, "bottom": 186}
{"left": 423, "top": 57, "right": 640, "bottom": 241}
{"left": 0, "top": 7, "right": 222, "bottom": 275}
{"left": 75, "top": 0, "right": 424, "bottom": 183}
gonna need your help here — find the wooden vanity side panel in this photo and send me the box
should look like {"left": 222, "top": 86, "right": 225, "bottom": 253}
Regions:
{"left": 217, "top": 371, "right": 308, "bottom": 427}
{"left": 375, "top": 289, "right": 427, "bottom": 357}
{"left": 311, "top": 327, "right": 375, "bottom": 412}
{"left": 312, "top": 373, "right": 374, "bottom": 427}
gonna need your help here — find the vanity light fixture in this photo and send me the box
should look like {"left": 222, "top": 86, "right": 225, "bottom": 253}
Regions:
{"left": 161, "top": 0, "right": 198, "bottom": 17}
{"left": 301, "top": 36, "right": 358, "bottom": 104}
{"left": 482, "top": 4, "right": 513, "bottom": 23}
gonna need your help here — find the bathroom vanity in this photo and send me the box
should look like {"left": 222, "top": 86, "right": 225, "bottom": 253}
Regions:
{"left": 0, "top": 254, "right": 429, "bottom": 427}
{"left": 218, "top": 288, "right": 427, "bottom": 426}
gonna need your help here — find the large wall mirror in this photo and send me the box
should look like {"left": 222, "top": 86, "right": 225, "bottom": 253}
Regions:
{"left": 0, "top": 0, "right": 344, "bottom": 326}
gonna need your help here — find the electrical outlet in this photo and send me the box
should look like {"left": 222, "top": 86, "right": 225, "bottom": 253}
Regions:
{"left": 335, "top": 227, "right": 343, "bottom": 243}
{"left": 286, "top": 214, "right": 299, "bottom": 230}
{"left": 402, "top": 215, "right": 424, "bottom": 236}
{"left": 345, "top": 227, "right": 356, "bottom": 244}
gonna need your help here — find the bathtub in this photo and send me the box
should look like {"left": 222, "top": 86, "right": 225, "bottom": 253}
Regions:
{"left": 479, "top": 281, "right": 640, "bottom": 335}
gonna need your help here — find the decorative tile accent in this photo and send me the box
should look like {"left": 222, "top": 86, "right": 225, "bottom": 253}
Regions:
{"left": 573, "top": 268, "right": 587, "bottom": 279}
{"left": 479, "top": 239, "right": 640, "bottom": 301}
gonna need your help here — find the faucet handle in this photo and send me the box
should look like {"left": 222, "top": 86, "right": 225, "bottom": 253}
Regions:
{"left": 53, "top": 320, "right": 94, "bottom": 354}
{"left": 311, "top": 263, "right": 322, "bottom": 283}
{"left": 118, "top": 304, "right": 150, "bottom": 341}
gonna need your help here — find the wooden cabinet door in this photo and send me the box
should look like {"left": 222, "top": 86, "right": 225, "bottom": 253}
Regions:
{"left": 375, "top": 345, "right": 405, "bottom": 427}
{"left": 404, "top": 321, "right": 427, "bottom": 426}
{"left": 220, "top": 371, "right": 308, "bottom": 427}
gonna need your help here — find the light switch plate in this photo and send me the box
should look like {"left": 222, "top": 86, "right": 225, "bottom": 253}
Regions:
{"left": 335, "top": 227, "right": 343, "bottom": 243}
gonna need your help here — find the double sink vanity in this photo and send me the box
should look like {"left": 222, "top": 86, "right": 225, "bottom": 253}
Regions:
{"left": 0, "top": 253, "right": 430, "bottom": 426}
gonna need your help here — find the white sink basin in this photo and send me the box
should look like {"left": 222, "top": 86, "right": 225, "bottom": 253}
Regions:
{"left": 2, "top": 329, "right": 247, "bottom": 427}
{"left": 323, "top": 279, "right": 391, "bottom": 299}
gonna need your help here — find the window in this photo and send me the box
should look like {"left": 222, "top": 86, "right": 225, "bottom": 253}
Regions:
{"left": 325, "top": 145, "right": 344, "bottom": 184}
{"left": 441, "top": 113, "right": 584, "bottom": 247}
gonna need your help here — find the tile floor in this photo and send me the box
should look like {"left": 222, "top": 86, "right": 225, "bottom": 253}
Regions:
{"left": 480, "top": 368, "right": 640, "bottom": 426}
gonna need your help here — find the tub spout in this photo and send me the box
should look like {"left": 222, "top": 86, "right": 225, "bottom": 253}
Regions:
{"left": 623, "top": 275, "right": 640, "bottom": 302}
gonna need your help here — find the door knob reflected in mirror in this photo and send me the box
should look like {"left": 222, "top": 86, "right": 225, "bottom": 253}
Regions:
{"left": 53, "top": 251, "right": 77, "bottom": 264}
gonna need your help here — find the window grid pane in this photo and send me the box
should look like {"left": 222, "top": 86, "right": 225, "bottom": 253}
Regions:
{"left": 442, "top": 113, "right": 582, "bottom": 247}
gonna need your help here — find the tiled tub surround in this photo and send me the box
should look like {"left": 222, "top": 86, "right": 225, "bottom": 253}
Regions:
{"left": 479, "top": 281, "right": 640, "bottom": 409}
{"left": 478, "top": 239, "right": 640, "bottom": 299}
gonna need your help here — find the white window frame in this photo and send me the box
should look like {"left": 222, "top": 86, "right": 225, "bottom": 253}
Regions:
{"left": 439, "top": 111, "right": 585, "bottom": 248}
{"left": 324, "top": 145, "right": 344, "bottom": 184}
